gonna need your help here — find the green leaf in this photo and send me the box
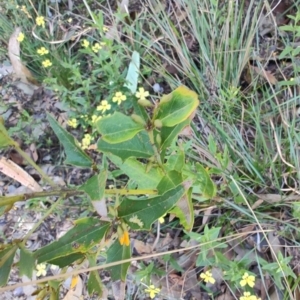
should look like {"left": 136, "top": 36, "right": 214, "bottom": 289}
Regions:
{"left": 195, "top": 163, "right": 216, "bottom": 199}
{"left": 35, "top": 218, "right": 109, "bottom": 265}
{"left": 156, "top": 86, "right": 199, "bottom": 127}
{"left": 0, "top": 122, "right": 14, "bottom": 149}
{"left": 97, "top": 131, "right": 154, "bottom": 161}
{"left": 47, "top": 114, "right": 93, "bottom": 167}
{"left": 96, "top": 112, "right": 144, "bottom": 144}
{"left": 108, "top": 155, "right": 163, "bottom": 189}
{"left": 106, "top": 239, "right": 131, "bottom": 281}
{"left": 19, "top": 246, "right": 35, "bottom": 278}
{"left": 124, "top": 51, "right": 140, "bottom": 93}
{"left": 169, "top": 187, "right": 194, "bottom": 231}
{"left": 87, "top": 254, "right": 103, "bottom": 296}
{"left": 164, "top": 150, "right": 185, "bottom": 172}
{"left": 160, "top": 119, "right": 190, "bottom": 158}
{"left": 79, "top": 171, "right": 107, "bottom": 201}
{"left": 0, "top": 245, "right": 18, "bottom": 286}
{"left": 156, "top": 170, "right": 183, "bottom": 194}
{"left": 118, "top": 185, "right": 185, "bottom": 230}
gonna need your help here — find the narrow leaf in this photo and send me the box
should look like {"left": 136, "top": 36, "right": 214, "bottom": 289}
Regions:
{"left": 35, "top": 218, "right": 109, "bottom": 264}
{"left": 0, "top": 245, "right": 18, "bottom": 286}
{"left": 118, "top": 185, "right": 185, "bottom": 230}
{"left": 19, "top": 246, "right": 35, "bottom": 278}
{"left": 124, "top": 51, "right": 140, "bottom": 93}
{"left": 106, "top": 239, "right": 131, "bottom": 281}
{"left": 47, "top": 114, "right": 93, "bottom": 167}
{"left": 195, "top": 163, "right": 216, "bottom": 199}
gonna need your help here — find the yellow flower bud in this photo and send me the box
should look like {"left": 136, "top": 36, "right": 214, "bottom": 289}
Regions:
{"left": 131, "top": 114, "right": 146, "bottom": 126}
{"left": 138, "top": 99, "right": 154, "bottom": 107}
{"left": 154, "top": 119, "right": 163, "bottom": 128}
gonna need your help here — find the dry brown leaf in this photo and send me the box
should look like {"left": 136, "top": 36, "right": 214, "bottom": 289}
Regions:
{"left": 0, "top": 157, "right": 42, "bottom": 191}
{"left": 132, "top": 239, "right": 152, "bottom": 254}
{"left": 8, "top": 27, "right": 39, "bottom": 85}
{"left": 250, "top": 65, "right": 278, "bottom": 85}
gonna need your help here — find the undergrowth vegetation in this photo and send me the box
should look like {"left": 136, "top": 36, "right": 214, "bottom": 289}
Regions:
{"left": 1, "top": 0, "right": 300, "bottom": 299}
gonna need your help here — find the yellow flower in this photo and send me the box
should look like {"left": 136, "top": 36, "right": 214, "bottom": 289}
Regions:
{"left": 37, "top": 47, "right": 49, "bottom": 55}
{"left": 36, "top": 264, "right": 47, "bottom": 277}
{"left": 103, "top": 26, "right": 109, "bottom": 32}
{"left": 96, "top": 100, "right": 111, "bottom": 113}
{"left": 81, "top": 134, "right": 92, "bottom": 150}
{"left": 240, "top": 272, "right": 255, "bottom": 288}
{"left": 67, "top": 18, "right": 73, "bottom": 23}
{"left": 145, "top": 285, "right": 160, "bottom": 299}
{"left": 158, "top": 214, "right": 166, "bottom": 224}
{"left": 119, "top": 231, "right": 130, "bottom": 246}
{"left": 82, "top": 39, "right": 90, "bottom": 48}
{"left": 17, "top": 32, "right": 25, "bottom": 42}
{"left": 36, "top": 16, "right": 45, "bottom": 27}
{"left": 200, "top": 270, "right": 215, "bottom": 284}
{"left": 112, "top": 91, "right": 126, "bottom": 105}
{"left": 92, "top": 43, "right": 103, "bottom": 53}
{"left": 67, "top": 118, "right": 78, "bottom": 128}
{"left": 42, "top": 59, "right": 52, "bottom": 68}
{"left": 239, "top": 292, "right": 260, "bottom": 300}
{"left": 92, "top": 115, "right": 102, "bottom": 123}
{"left": 135, "top": 87, "right": 149, "bottom": 101}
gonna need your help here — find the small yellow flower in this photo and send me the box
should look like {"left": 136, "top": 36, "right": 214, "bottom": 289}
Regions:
{"left": 158, "top": 214, "right": 166, "bottom": 224}
{"left": 37, "top": 47, "right": 49, "bottom": 55}
{"left": 17, "top": 32, "right": 25, "bottom": 42}
{"left": 82, "top": 39, "right": 90, "bottom": 48}
{"left": 119, "top": 231, "right": 130, "bottom": 246}
{"left": 67, "top": 18, "right": 73, "bottom": 23}
{"left": 92, "top": 43, "right": 103, "bottom": 53}
{"left": 96, "top": 100, "right": 111, "bottom": 113}
{"left": 67, "top": 118, "right": 78, "bottom": 128}
{"left": 103, "top": 26, "right": 109, "bottom": 32}
{"left": 92, "top": 115, "right": 102, "bottom": 123}
{"left": 112, "top": 91, "right": 126, "bottom": 105}
{"left": 36, "top": 264, "right": 47, "bottom": 277}
{"left": 145, "top": 285, "right": 160, "bottom": 299}
{"left": 36, "top": 16, "right": 45, "bottom": 27}
{"left": 81, "top": 134, "right": 92, "bottom": 150}
{"left": 42, "top": 59, "right": 52, "bottom": 68}
{"left": 239, "top": 292, "right": 260, "bottom": 300}
{"left": 240, "top": 272, "right": 255, "bottom": 288}
{"left": 200, "top": 270, "right": 215, "bottom": 284}
{"left": 135, "top": 87, "right": 149, "bottom": 101}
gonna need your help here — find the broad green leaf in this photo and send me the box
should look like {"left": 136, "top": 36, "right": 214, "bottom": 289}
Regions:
{"left": 79, "top": 171, "right": 107, "bottom": 201}
{"left": 118, "top": 185, "right": 185, "bottom": 230}
{"left": 195, "top": 163, "right": 216, "bottom": 199}
{"left": 0, "top": 122, "right": 14, "bottom": 149}
{"left": 35, "top": 218, "right": 109, "bottom": 264}
{"left": 47, "top": 114, "right": 93, "bottom": 168}
{"left": 97, "top": 131, "right": 154, "bottom": 161}
{"left": 156, "top": 170, "right": 183, "bottom": 194}
{"left": 164, "top": 150, "right": 185, "bottom": 172}
{"left": 124, "top": 51, "right": 140, "bottom": 93}
{"left": 19, "top": 246, "right": 35, "bottom": 278}
{"left": 169, "top": 187, "right": 194, "bottom": 231}
{"left": 156, "top": 86, "right": 199, "bottom": 127}
{"left": 0, "top": 245, "right": 18, "bottom": 286}
{"left": 106, "top": 239, "right": 131, "bottom": 281}
{"left": 160, "top": 119, "right": 189, "bottom": 158}
{"left": 96, "top": 112, "right": 144, "bottom": 144}
{"left": 87, "top": 254, "right": 103, "bottom": 296}
{"left": 108, "top": 155, "right": 163, "bottom": 189}
{"left": 45, "top": 253, "right": 84, "bottom": 268}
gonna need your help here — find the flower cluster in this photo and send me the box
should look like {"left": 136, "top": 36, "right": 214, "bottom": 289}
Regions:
{"left": 200, "top": 270, "right": 215, "bottom": 284}
{"left": 112, "top": 91, "right": 126, "bottom": 105}
{"left": 145, "top": 285, "right": 160, "bottom": 299}
{"left": 81, "top": 134, "right": 92, "bottom": 150}
{"left": 36, "top": 16, "right": 45, "bottom": 28}
{"left": 240, "top": 292, "right": 261, "bottom": 300}
{"left": 92, "top": 42, "right": 106, "bottom": 53}
{"left": 240, "top": 272, "right": 255, "bottom": 288}
{"left": 17, "top": 32, "right": 25, "bottom": 42}
{"left": 67, "top": 118, "right": 78, "bottom": 128}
